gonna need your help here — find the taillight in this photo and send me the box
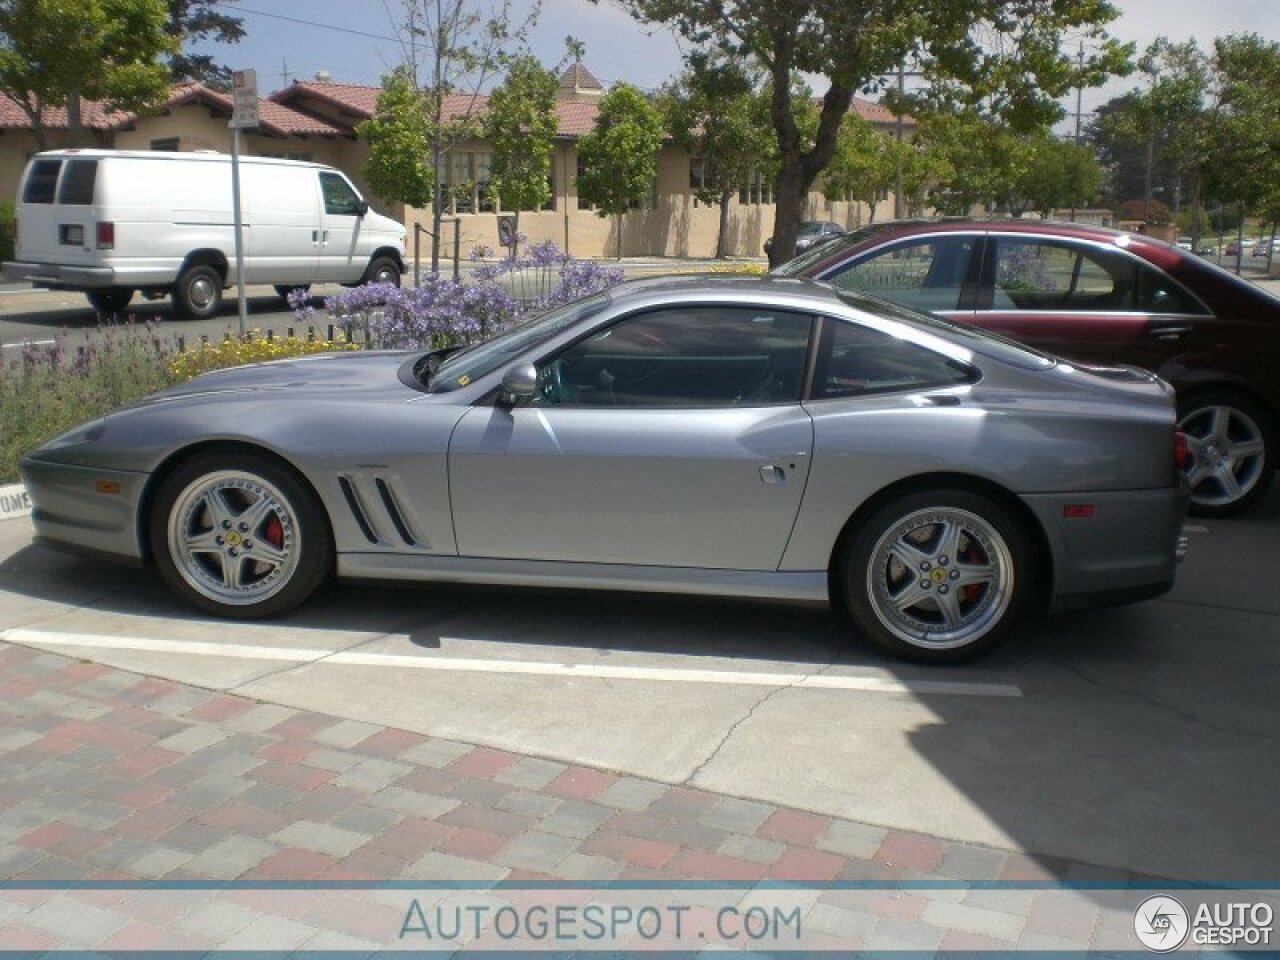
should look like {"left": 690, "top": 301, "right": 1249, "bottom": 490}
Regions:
{"left": 95, "top": 221, "right": 114, "bottom": 250}
{"left": 1174, "top": 429, "right": 1190, "bottom": 471}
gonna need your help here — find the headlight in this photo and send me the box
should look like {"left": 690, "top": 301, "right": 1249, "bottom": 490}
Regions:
{"left": 39, "top": 417, "right": 106, "bottom": 451}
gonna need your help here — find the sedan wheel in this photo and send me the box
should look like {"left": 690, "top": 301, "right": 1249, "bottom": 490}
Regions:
{"left": 151, "top": 452, "right": 331, "bottom": 617}
{"left": 1178, "top": 393, "right": 1275, "bottom": 516}
{"left": 842, "top": 490, "right": 1033, "bottom": 662}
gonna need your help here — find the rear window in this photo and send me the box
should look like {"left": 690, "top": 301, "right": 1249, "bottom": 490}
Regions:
{"left": 56, "top": 159, "right": 98, "bottom": 205}
{"left": 22, "top": 158, "right": 62, "bottom": 204}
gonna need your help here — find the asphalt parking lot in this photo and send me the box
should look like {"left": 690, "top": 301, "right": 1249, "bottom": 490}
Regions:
{"left": 1, "top": 481, "right": 1277, "bottom": 884}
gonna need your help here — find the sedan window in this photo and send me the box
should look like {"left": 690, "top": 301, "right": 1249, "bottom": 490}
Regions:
{"left": 534, "top": 307, "right": 813, "bottom": 407}
{"left": 989, "top": 238, "right": 1205, "bottom": 315}
{"left": 821, "top": 236, "right": 977, "bottom": 313}
{"left": 812, "top": 318, "right": 977, "bottom": 400}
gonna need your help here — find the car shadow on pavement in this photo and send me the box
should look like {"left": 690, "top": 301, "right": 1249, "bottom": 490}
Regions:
{"left": 0, "top": 294, "right": 290, "bottom": 333}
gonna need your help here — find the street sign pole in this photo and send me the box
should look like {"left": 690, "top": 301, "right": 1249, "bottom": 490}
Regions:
{"left": 229, "top": 69, "right": 260, "bottom": 337}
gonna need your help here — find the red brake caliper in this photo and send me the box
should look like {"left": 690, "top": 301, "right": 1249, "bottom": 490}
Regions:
{"left": 960, "top": 540, "right": 984, "bottom": 603}
{"left": 264, "top": 515, "right": 283, "bottom": 548}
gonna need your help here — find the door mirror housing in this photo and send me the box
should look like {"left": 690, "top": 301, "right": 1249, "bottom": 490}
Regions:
{"left": 500, "top": 363, "right": 538, "bottom": 405}
{"left": 355, "top": 199, "right": 369, "bottom": 216}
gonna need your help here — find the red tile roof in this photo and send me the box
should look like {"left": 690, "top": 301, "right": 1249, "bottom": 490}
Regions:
{"left": 557, "top": 63, "right": 604, "bottom": 95}
{"left": 0, "top": 94, "right": 125, "bottom": 131}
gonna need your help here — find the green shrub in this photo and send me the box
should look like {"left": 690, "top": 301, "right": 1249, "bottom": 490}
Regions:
{"left": 0, "top": 200, "right": 13, "bottom": 263}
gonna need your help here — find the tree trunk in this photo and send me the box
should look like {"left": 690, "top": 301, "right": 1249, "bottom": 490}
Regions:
{"left": 511, "top": 210, "right": 520, "bottom": 261}
{"left": 615, "top": 212, "right": 623, "bottom": 260}
{"left": 716, "top": 188, "right": 731, "bottom": 259}
{"left": 769, "top": 160, "right": 806, "bottom": 269}
{"left": 867, "top": 199, "right": 877, "bottom": 224}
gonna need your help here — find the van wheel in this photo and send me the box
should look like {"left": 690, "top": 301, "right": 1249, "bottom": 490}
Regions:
{"left": 86, "top": 287, "right": 134, "bottom": 313}
{"left": 274, "top": 284, "right": 310, "bottom": 302}
{"left": 364, "top": 256, "right": 401, "bottom": 287}
{"left": 174, "top": 264, "right": 223, "bottom": 320}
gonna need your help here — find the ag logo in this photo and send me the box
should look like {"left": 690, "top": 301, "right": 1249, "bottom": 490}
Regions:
{"left": 1134, "top": 895, "right": 1190, "bottom": 952}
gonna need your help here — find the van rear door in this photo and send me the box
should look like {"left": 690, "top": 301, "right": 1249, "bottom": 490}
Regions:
{"left": 17, "top": 157, "right": 102, "bottom": 268}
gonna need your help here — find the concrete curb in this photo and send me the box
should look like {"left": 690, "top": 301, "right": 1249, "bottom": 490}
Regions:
{"left": 0, "top": 482, "right": 31, "bottom": 521}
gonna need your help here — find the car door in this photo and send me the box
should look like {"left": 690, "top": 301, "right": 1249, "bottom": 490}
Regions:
{"left": 974, "top": 235, "right": 1211, "bottom": 370}
{"left": 815, "top": 233, "right": 983, "bottom": 320}
{"left": 243, "top": 164, "right": 319, "bottom": 284}
{"left": 447, "top": 305, "right": 816, "bottom": 571}
{"left": 316, "top": 170, "right": 369, "bottom": 283}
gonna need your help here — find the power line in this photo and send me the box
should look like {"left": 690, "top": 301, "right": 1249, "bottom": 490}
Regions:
{"left": 233, "top": 5, "right": 400, "bottom": 44}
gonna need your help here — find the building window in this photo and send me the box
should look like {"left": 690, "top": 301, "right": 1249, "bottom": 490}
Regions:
{"left": 444, "top": 151, "right": 493, "bottom": 214}
{"left": 576, "top": 155, "right": 591, "bottom": 210}
{"left": 738, "top": 169, "right": 772, "bottom": 206}
{"left": 150, "top": 137, "right": 179, "bottom": 152}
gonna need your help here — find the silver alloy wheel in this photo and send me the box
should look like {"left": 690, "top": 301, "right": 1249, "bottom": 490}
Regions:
{"left": 186, "top": 274, "right": 218, "bottom": 310}
{"left": 865, "top": 506, "right": 1014, "bottom": 650}
{"left": 1179, "top": 404, "right": 1267, "bottom": 509}
{"left": 372, "top": 263, "right": 399, "bottom": 285}
{"left": 166, "top": 470, "right": 300, "bottom": 607}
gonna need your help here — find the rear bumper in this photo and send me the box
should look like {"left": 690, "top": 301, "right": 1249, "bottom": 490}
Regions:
{"left": 3, "top": 260, "right": 116, "bottom": 288}
{"left": 1021, "top": 486, "right": 1189, "bottom": 612}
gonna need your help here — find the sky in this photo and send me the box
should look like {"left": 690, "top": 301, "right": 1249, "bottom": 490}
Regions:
{"left": 208, "top": 0, "right": 1279, "bottom": 119}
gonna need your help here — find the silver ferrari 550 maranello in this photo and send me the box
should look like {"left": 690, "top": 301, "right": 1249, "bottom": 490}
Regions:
{"left": 21, "top": 275, "right": 1189, "bottom": 661}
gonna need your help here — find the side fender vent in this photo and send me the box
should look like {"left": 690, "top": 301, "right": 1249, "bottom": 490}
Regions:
{"left": 338, "top": 475, "right": 379, "bottom": 544}
{"left": 375, "top": 477, "right": 417, "bottom": 546}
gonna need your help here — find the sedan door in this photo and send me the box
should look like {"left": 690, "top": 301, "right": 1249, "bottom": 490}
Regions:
{"left": 973, "top": 235, "right": 1212, "bottom": 370}
{"left": 448, "top": 305, "right": 816, "bottom": 570}
{"left": 814, "top": 233, "right": 983, "bottom": 320}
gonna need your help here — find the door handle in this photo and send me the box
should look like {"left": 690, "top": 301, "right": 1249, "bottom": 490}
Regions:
{"left": 311, "top": 230, "right": 321, "bottom": 243}
{"left": 1149, "top": 324, "right": 1190, "bottom": 342}
{"left": 759, "top": 464, "right": 786, "bottom": 485}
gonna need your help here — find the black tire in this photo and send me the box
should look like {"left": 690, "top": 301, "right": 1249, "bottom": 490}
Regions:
{"left": 840, "top": 488, "right": 1037, "bottom": 663}
{"left": 1178, "top": 390, "right": 1277, "bottom": 517}
{"left": 149, "top": 449, "right": 332, "bottom": 618}
{"left": 364, "top": 255, "right": 401, "bottom": 287}
{"left": 275, "top": 284, "right": 311, "bottom": 301}
{"left": 86, "top": 287, "right": 134, "bottom": 313}
{"left": 173, "top": 263, "right": 223, "bottom": 320}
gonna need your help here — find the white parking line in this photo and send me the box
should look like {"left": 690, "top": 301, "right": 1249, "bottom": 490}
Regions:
{"left": 0, "top": 628, "right": 1022, "bottom": 698}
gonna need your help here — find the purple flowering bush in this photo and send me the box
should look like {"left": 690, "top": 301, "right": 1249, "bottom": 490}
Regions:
{"left": 300, "top": 240, "right": 624, "bottom": 350}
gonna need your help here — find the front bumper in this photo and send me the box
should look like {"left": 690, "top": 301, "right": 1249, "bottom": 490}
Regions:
{"left": 20, "top": 457, "right": 148, "bottom": 562}
{"left": 1021, "top": 486, "right": 1190, "bottom": 612}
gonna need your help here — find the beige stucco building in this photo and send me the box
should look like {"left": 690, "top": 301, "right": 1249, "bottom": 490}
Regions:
{"left": 0, "top": 65, "right": 913, "bottom": 261}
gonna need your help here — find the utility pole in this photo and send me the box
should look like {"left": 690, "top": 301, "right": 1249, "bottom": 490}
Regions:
{"left": 893, "top": 64, "right": 905, "bottom": 220}
{"left": 1070, "top": 41, "right": 1083, "bottom": 222}
{"left": 280, "top": 60, "right": 293, "bottom": 88}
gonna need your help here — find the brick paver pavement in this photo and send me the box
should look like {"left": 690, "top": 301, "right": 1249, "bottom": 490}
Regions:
{"left": 0, "top": 642, "right": 1161, "bottom": 950}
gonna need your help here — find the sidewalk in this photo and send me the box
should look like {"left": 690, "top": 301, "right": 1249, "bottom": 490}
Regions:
{"left": 0, "top": 641, "right": 1151, "bottom": 951}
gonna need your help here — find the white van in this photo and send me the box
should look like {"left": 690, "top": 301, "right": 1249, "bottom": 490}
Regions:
{"left": 3, "top": 150, "right": 406, "bottom": 318}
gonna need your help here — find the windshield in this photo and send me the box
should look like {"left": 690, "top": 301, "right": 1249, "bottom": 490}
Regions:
{"left": 428, "top": 292, "right": 612, "bottom": 392}
{"left": 773, "top": 224, "right": 892, "bottom": 276}
{"left": 797, "top": 222, "right": 823, "bottom": 235}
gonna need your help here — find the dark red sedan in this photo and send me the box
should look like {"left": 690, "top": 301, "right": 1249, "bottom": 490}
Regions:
{"left": 776, "top": 219, "right": 1280, "bottom": 515}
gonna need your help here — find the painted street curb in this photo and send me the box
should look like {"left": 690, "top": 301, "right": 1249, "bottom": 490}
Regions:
{"left": 0, "top": 482, "right": 31, "bottom": 521}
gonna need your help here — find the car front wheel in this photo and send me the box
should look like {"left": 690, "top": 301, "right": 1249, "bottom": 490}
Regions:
{"left": 841, "top": 489, "right": 1035, "bottom": 662}
{"left": 1178, "top": 392, "right": 1275, "bottom": 516}
{"left": 150, "top": 451, "right": 332, "bottom": 618}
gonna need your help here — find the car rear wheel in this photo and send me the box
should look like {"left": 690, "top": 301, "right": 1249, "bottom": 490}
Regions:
{"left": 1178, "top": 391, "right": 1275, "bottom": 516}
{"left": 86, "top": 287, "right": 134, "bottom": 313}
{"left": 174, "top": 264, "right": 223, "bottom": 320}
{"left": 150, "top": 451, "right": 332, "bottom": 618}
{"left": 274, "top": 284, "right": 310, "bottom": 301}
{"left": 841, "top": 489, "right": 1035, "bottom": 662}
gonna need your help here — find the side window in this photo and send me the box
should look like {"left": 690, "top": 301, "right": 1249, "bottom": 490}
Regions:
{"left": 534, "top": 307, "right": 813, "bottom": 408}
{"left": 22, "top": 159, "right": 62, "bottom": 204}
{"left": 813, "top": 318, "right": 977, "bottom": 400}
{"left": 1135, "top": 264, "right": 1208, "bottom": 315}
{"left": 991, "top": 239, "right": 1143, "bottom": 311}
{"left": 56, "top": 159, "right": 98, "bottom": 205}
{"left": 823, "top": 237, "right": 976, "bottom": 313}
{"left": 319, "top": 172, "right": 362, "bottom": 215}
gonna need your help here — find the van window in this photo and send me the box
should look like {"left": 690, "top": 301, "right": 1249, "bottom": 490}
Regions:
{"left": 56, "top": 160, "right": 98, "bottom": 205}
{"left": 319, "top": 172, "right": 362, "bottom": 215}
{"left": 22, "top": 159, "right": 62, "bottom": 204}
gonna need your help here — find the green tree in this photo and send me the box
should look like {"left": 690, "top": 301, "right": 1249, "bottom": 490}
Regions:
{"left": 358, "top": 66, "right": 435, "bottom": 210}
{"left": 483, "top": 54, "right": 559, "bottom": 249}
{"left": 165, "top": 0, "right": 244, "bottom": 90}
{"left": 1011, "top": 134, "right": 1101, "bottom": 218}
{"left": 577, "top": 82, "right": 663, "bottom": 259}
{"left": 612, "top": 0, "right": 1130, "bottom": 265}
{"left": 0, "top": 0, "right": 174, "bottom": 149}
{"left": 658, "top": 54, "right": 769, "bottom": 257}
{"left": 822, "top": 113, "right": 894, "bottom": 223}
{"left": 383, "top": 0, "right": 539, "bottom": 272}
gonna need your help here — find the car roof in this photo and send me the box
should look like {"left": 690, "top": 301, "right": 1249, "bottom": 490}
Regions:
{"left": 606, "top": 272, "right": 844, "bottom": 308}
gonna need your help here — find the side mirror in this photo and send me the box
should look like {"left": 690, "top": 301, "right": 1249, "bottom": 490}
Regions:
{"left": 355, "top": 199, "right": 369, "bottom": 216}
{"left": 499, "top": 363, "right": 538, "bottom": 405}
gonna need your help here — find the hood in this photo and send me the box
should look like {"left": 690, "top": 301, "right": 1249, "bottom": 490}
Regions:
{"left": 142, "top": 350, "right": 419, "bottom": 405}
